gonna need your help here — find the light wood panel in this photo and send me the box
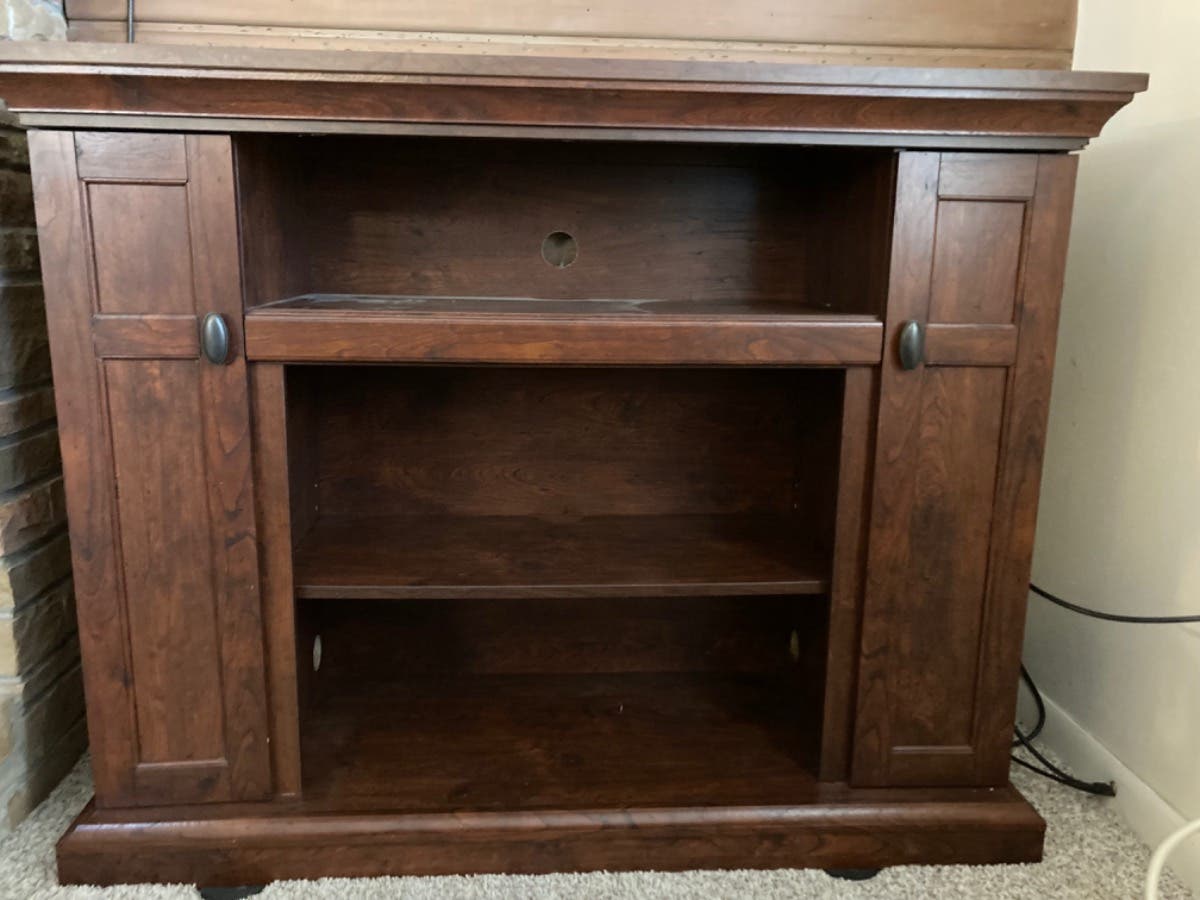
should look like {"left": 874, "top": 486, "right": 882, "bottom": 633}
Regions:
{"left": 66, "top": 0, "right": 1077, "bottom": 69}
{"left": 63, "top": 26, "right": 1076, "bottom": 71}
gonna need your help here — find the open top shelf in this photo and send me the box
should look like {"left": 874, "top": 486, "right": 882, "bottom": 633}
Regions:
{"left": 237, "top": 136, "right": 896, "bottom": 365}
{"left": 293, "top": 513, "right": 828, "bottom": 600}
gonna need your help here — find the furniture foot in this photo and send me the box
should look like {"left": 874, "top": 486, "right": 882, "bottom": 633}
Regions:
{"left": 199, "top": 887, "right": 266, "bottom": 900}
{"left": 825, "top": 868, "right": 883, "bottom": 881}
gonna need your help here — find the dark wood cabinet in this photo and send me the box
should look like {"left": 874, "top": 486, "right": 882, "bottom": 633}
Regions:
{"left": 0, "top": 43, "right": 1144, "bottom": 887}
{"left": 30, "top": 131, "right": 271, "bottom": 809}
{"left": 853, "top": 151, "right": 1077, "bottom": 787}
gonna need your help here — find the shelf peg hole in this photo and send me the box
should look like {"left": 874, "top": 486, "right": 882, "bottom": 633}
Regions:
{"left": 542, "top": 231, "right": 578, "bottom": 268}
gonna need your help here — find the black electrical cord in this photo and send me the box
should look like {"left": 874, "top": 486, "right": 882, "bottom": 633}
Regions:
{"left": 1012, "top": 582, "right": 1200, "bottom": 796}
{"left": 1030, "top": 583, "right": 1200, "bottom": 624}
{"left": 1012, "top": 664, "right": 1045, "bottom": 746}
{"left": 1012, "top": 664, "right": 1114, "bottom": 796}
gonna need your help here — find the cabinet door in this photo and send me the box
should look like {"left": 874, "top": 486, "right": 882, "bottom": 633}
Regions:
{"left": 30, "top": 131, "right": 271, "bottom": 807}
{"left": 852, "top": 152, "right": 1077, "bottom": 787}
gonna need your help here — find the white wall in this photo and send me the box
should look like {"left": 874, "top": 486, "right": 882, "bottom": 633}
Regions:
{"left": 3, "top": 1, "right": 65, "bottom": 41}
{"left": 1023, "top": 0, "right": 1200, "bottom": 886}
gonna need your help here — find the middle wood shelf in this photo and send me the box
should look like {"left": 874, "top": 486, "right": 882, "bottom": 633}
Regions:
{"left": 293, "top": 513, "right": 829, "bottom": 600}
{"left": 245, "top": 294, "right": 883, "bottom": 366}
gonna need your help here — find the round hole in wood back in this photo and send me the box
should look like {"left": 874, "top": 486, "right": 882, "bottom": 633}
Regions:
{"left": 541, "top": 231, "right": 578, "bottom": 268}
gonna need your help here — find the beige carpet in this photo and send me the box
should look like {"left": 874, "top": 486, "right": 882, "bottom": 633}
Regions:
{"left": 0, "top": 756, "right": 1191, "bottom": 900}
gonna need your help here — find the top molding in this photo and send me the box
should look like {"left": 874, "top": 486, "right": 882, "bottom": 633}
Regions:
{"left": 0, "top": 43, "right": 1147, "bottom": 150}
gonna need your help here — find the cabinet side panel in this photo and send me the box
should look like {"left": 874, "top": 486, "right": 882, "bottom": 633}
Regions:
{"left": 249, "top": 363, "right": 303, "bottom": 797}
{"left": 972, "top": 154, "right": 1078, "bottom": 780}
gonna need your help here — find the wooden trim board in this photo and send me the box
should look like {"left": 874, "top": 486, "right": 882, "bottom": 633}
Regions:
{"left": 0, "top": 43, "right": 1146, "bottom": 150}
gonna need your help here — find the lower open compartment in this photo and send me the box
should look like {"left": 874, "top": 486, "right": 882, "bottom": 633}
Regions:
{"left": 296, "top": 595, "right": 827, "bottom": 812}
{"left": 278, "top": 364, "right": 843, "bottom": 810}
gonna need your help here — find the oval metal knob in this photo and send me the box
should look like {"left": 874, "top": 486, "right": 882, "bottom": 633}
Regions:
{"left": 200, "top": 313, "right": 231, "bottom": 365}
{"left": 898, "top": 320, "right": 925, "bottom": 371}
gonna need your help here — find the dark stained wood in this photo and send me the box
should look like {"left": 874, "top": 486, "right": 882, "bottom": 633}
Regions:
{"left": 240, "top": 140, "right": 893, "bottom": 313}
{"left": 247, "top": 306, "right": 883, "bottom": 366}
{"left": 260, "top": 297, "right": 881, "bottom": 317}
{"left": 282, "top": 371, "right": 319, "bottom": 548}
{"left": 303, "top": 595, "right": 823, "bottom": 679}
{"left": 104, "top": 359, "right": 229, "bottom": 766}
{"left": 0, "top": 41, "right": 1124, "bottom": 86}
{"left": 849, "top": 151, "right": 940, "bottom": 787}
{"left": 233, "top": 135, "right": 306, "bottom": 311}
{"left": 971, "top": 154, "right": 1079, "bottom": 778}
{"left": 248, "top": 364, "right": 303, "bottom": 799}
{"left": 0, "top": 43, "right": 1145, "bottom": 149}
{"left": 29, "top": 129, "right": 137, "bottom": 805}
{"left": 74, "top": 130, "right": 188, "bottom": 181}
{"left": 289, "top": 366, "right": 841, "bottom": 521}
{"left": 239, "top": 139, "right": 892, "bottom": 366}
{"left": 91, "top": 314, "right": 199, "bottom": 359}
{"left": 187, "top": 135, "right": 272, "bottom": 800}
{"left": 818, "top": 367, "right": 877, "bottom": 782}
{"left": 16, "top": 41, "right": 1135, "bottom": 883}
{"left": 55, "top": 789, "right": 1044, "bottom": 885}
{"left": 937, "top": 153, "right": 1038, "bottom": 200}
{"left": 302, "top": 672, "right": 819, "bottom": 811}
{"left": 294, "top": 514, "right": 829, "bottom": 600}
{"left": 928, "top": 200, "right": 1026, "bottom": 323}
{"left": 852, "top": 151, "right": 1078, "bottom": 787}
{"left": 87, "top": 183, "right": 194, "bottom": 315}
{"left": 897, "top": 366, "right": 1005, "bottom": 748}
{"left": 924, "top": 323, "right": 1019, "bottom": 366}
{"left": 29, "top": 131, "right": 271, "bottom": 808}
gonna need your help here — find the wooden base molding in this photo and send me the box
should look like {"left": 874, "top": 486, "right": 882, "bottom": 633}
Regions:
{"left": 58, "top": 789, "right": 1045, "bottom": 887}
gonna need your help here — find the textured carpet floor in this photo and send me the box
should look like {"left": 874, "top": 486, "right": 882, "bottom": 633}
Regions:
{"left": 0, "top": 756, "right": 1191, "bottom": 900}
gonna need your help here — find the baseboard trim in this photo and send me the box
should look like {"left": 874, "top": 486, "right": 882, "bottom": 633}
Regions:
{"left": 1028, "top": 691, "right": 1200, "bottom": 896}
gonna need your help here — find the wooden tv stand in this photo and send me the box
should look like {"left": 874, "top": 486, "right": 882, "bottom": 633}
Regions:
{"left": 0, "top": 44, "right": 1144, "bottom": 887}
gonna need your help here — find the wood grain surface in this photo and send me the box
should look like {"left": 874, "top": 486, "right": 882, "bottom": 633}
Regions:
{"left": 30, "top": 131, "right": 271, "bottom": 808}
{"left": 0, "top": 43, "right": 1145, "bottom": 149}
{"left": 852, "top": 151, "right": 1078, "bottom": 787}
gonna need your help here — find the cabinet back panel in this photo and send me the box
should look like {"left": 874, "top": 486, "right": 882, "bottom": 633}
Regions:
{"left": 289, "top": 366, "right": 842, "bottom": 521}
{"left": 301, "top": 596, "right": 828, "bottom": 680}
{"left": 238, "top": 137, "right": 893, "bottom": 314}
